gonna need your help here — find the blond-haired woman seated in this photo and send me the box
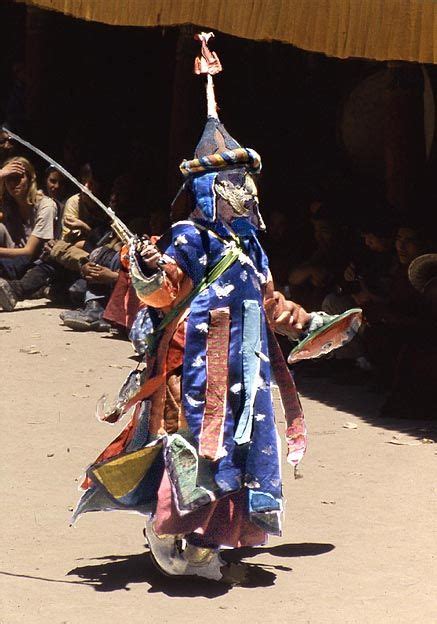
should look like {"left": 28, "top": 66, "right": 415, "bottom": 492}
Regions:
{"left": 0, "top": 156, "right": 57, "bottom": 280}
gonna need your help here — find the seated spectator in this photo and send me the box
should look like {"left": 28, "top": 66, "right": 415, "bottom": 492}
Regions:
{"left": 327, "top": 218, "right": 396, "bottom": 304}
{"left": 60, "top": 245, "right": 121, "bottom": 332}
{"left": 35, "top": 166, "right": 69, "bottom": 240}
{"left": 62, "top": 207, "right": 164, "bottom": 333}
{"left": 380, "top": 253, "right": 437, "bottom": 417}
{"left": 59, "top": 172, "right": 149, "bottom": 331}
{"left": 44, "top": 166, "right": 67, "bottom": 206}
{"left": 321, "top": 218, "right": 397, "bottom": 371}
{"left": 110, "top": 171, "right": 149, "bottom": 221}
{"left": 0, "top": 160, "right": 111, "bottom": 311}
{"left": 61, "top": 162, "right": 110, "bottom": 245}
{"left": 288, "top": 204, "right": 350, "bottom": 310}
{"left": 0, "top": 130, "right": 17, "bottom": 166}
{"left": 364, "top": 223, "right": 431, "bottom": 325}
{"left": 361, "top": 221, "right": 434, "bottom": 386}
{"left": 0, "top": 156, "right": 57, "bottom": 280}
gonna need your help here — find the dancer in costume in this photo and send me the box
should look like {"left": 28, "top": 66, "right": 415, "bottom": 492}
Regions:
{"left": 74, "top": 33, "right": 361, "bottom": 584}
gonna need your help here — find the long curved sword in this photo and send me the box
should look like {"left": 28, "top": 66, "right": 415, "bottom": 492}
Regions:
{"left": 2, "top": 127, "right": 134, "bottom": 243}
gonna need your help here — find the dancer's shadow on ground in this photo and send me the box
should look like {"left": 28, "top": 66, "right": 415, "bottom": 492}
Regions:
{"left": 225, "top": 541, "right": 335, "bottom": 563}
{"left": 67, "top": 542, "right": 334, "bottom": 597}
{"left": 67, "top": 551, "right": 271, "bottom": 597}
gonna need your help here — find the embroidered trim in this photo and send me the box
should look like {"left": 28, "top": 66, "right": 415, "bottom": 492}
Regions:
{"left": 180, "top": 147, "right": 262, "bottom": 176}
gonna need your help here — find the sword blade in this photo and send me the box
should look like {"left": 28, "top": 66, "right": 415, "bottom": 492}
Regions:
{"left": 2, "top": 127, "right": 134, "bottom": 240}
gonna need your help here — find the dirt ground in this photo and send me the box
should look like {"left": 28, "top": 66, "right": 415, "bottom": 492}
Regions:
{"left": 1, "top": 302, "right": 436, "bottom": 624}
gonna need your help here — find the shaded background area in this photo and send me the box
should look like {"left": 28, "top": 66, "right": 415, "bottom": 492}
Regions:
{"left": 1, "top": 1, "right": 436, "bottom": 253}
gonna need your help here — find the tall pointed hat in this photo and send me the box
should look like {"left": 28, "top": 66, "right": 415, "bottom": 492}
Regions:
{"left": 179, "top": 33, "right": 263, "bottom": 228}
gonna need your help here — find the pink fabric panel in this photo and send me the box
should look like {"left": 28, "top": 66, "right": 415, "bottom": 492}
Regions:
{"left": 154, "top": 471, "right": 266, "bottom": 548}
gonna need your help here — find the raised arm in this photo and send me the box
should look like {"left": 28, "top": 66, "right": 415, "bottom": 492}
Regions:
{"left": 129, "top": 239, "right": 187, "bottom": 309}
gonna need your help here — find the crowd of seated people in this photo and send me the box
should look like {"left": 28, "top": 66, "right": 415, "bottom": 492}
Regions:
{"left": 265, "top": 195, "right": 437, "bottom": 418}
{"left": 0, "top": 133, "right": 435, "bottom": 420}
{"left": 0, "top": 139, "right": 155, "bottom": 335}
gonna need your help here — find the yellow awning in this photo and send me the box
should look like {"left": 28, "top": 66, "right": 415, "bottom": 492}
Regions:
{"left": 19, "top": 0, "right": 437, "bottom": 64}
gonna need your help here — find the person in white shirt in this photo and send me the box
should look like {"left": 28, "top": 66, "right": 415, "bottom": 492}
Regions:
{"left": 0, "top": 156, "right": 56, "bottom": 279}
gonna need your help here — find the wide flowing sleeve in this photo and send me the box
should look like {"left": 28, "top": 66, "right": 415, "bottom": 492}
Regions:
{"left": 128, "top": 222, "right": 209, "bottom": 308}
{"left": 159, "top": 221, "right": 210, "bottom": 287}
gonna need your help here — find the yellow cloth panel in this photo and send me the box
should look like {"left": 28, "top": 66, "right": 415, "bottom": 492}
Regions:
{"left": 19, "top": 0, "right": 437, "bottom": 64}
{"left": 91, "top": 443, "right": 162, "bottom": 499}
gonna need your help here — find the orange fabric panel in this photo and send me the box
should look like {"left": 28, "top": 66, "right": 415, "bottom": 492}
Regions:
{"left": 199, "top": 307, "right": 231, "bottom": 461}
{"left": 21, "top": 0, "right": 437, "bottom": 63}
{"left": 137, "top": 282, "right": 177, "bottom": 309}
{"left": 135, "top": 264, "right": 185, "bottom": 308}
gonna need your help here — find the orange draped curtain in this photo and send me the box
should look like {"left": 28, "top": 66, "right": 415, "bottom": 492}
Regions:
{"left": 18, "top": 0, "right": 437, "bottom": 64}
